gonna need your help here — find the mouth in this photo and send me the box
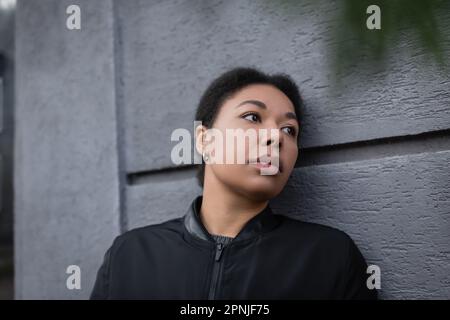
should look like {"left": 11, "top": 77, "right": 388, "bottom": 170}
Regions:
{"left": 246, "top": 155, "right": 283, "bottom": 174}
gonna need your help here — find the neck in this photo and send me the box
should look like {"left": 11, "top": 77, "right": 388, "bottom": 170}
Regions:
{"left": 200, "top": 172, "right": 269, "bottom": 238}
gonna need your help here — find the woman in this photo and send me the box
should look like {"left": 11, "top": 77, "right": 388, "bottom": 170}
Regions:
{"left": 90, "top": 67, "right": 377, "bottom": 300}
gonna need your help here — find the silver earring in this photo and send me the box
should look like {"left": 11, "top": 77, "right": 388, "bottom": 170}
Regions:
{"left": 203, "top": 152, "right": 209, "bottom": 162}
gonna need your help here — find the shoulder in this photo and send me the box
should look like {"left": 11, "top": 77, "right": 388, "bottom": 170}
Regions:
{"left": 277, "top": 215, "right": 376, "bottom": 299}
{"left": 109, "top": 216, "right": 184, "bottom": 253}
{"left": 277, "top": 214, "right": 354, "bottom": 250}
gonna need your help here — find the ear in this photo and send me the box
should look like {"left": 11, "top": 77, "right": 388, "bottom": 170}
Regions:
{"left": 195, "top": 124, "right": 208, "bottom": 156}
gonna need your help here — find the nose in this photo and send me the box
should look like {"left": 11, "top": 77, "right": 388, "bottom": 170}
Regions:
{"left": 266, "top": 137, "right": 280, "bottom": 148}
{"left": 262, "top": 127, "right": 282, "bottom": 151}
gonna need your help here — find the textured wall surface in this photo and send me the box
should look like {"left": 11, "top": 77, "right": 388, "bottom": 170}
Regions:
{"left": 14, "top": 0, "right": 449, "bottom": 299}
{"left": 14, "top": 0, "right": 120, "bottom": 299}
{"left": 116, "top": 0, "right": 450, "bottom": 173}
{"left": 272, "top": 150, "right": 450, "bottom": 299}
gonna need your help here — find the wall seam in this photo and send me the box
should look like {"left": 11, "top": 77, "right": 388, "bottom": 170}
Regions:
{"left": 111, "top": 0, "right": 127, "bottom": 234}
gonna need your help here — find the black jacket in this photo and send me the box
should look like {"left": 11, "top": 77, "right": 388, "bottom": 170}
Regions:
{"left": 90, "top": 195, "right": 377, "bottom": 299}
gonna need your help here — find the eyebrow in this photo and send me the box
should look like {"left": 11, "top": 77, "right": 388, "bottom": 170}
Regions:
{"left": 236, "top": 99, "right": 299, "bottom": 123}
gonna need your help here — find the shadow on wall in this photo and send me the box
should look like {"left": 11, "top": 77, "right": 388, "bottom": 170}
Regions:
{"left": 0, "top": 0, "right": 15, "bottom": 301}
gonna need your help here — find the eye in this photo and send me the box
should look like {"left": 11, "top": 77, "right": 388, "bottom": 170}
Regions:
{"left": 242, "top": 112, "right": 261, "bottom": 123}
{"left": 282, "top": 126, "right": 297, "bottom": 137}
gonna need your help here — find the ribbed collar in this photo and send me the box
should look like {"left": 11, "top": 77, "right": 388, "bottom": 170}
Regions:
{"left": 183, "top": 195, "right": 281, "bottom": 244}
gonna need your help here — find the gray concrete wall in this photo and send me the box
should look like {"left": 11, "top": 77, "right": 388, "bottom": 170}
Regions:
{"left": 14, "top": 0, "right": 120, "bottom": 299}
{"left": 14, "top": 0, "right": 450, "bottom": 299}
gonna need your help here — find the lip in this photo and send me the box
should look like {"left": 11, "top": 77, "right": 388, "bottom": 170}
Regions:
{"left": 246, "top": 155, "right": 283, "bottom": 174}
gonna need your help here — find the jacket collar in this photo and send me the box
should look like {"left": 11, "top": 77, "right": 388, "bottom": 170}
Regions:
{"left": 183, "top": 195, "right": 281, "bottom": 243}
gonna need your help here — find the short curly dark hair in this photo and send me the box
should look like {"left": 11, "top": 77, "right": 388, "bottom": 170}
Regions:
{"left": 194, "top": 66, "right": 304, "bottom": 188}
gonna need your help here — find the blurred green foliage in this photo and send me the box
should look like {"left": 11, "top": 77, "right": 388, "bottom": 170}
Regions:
{"left": 263, "top": 0, "right": 449, "bottom": 78}
{"left": 335, "top": 0, "right": 449, "bottom": 70}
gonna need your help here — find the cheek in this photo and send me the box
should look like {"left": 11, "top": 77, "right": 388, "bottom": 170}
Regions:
{"left": 210, "top": 164, "right": 248, "bottom": 186}
{"left": 212, "top": 132, "right": 253, "bottom": 164}
{"left": 283, "top": 144, "right": 298, "bottom": 171}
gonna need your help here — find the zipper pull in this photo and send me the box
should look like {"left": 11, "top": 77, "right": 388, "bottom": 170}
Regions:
{"left": 215, "top": 243, "right": 224, "bottom": 261}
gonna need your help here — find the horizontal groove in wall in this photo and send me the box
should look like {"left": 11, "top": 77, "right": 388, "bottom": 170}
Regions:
{"left": 297, "top": 128, "right": 450, "bottom": 167}
{"left": 127, "top": 128, "right": 450, "bottom": 186}
{"left": 127, "top": 164, "right": 196, "bottom": 186}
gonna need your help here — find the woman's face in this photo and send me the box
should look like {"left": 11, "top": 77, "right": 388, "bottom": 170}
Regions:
{"left": 197, "top": 84, "right": 299, "bottom": 201}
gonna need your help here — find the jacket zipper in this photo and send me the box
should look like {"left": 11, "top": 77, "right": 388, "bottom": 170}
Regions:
{"left": 207, "top": 242, "right": 225, "bottom": 300}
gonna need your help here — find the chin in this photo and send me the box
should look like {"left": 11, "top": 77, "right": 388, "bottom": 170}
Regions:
{"left": 239, "top": 179, "right": 284, "bottom": 201}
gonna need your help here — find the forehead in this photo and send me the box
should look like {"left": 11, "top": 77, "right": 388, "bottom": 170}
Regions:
{"left": 224, "top": 84, "right": 295, "bottom": 112}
